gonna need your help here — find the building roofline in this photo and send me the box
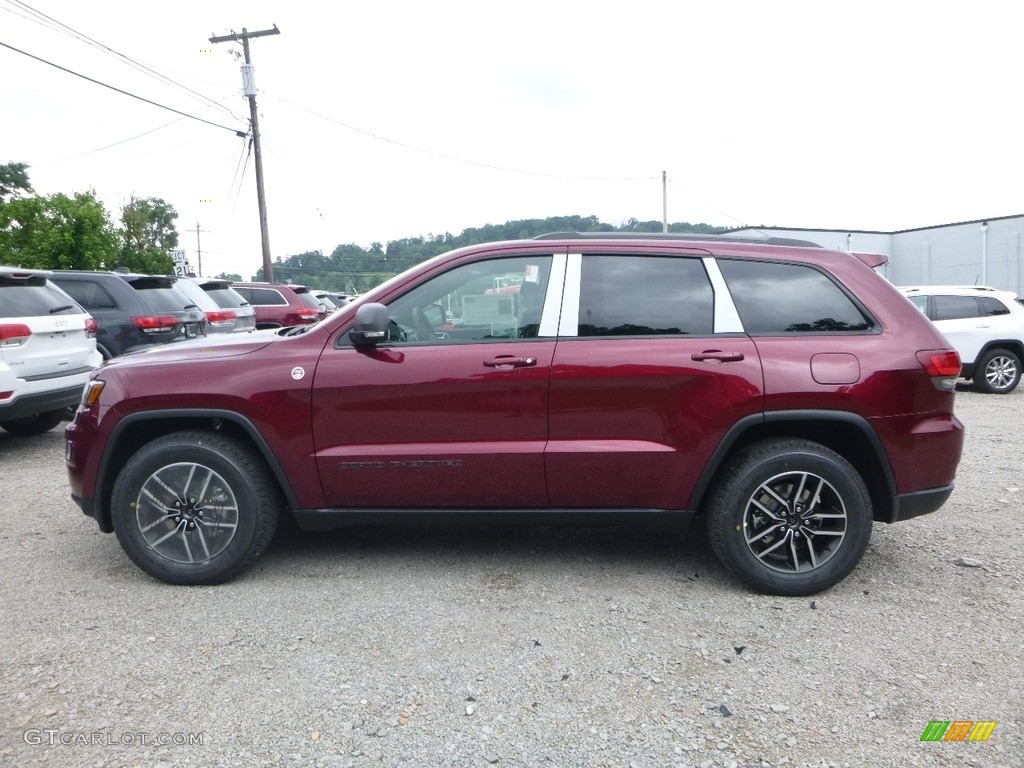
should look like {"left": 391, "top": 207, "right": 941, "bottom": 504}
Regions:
{"left": 724, "top": 213, "right": 1024, "bottom": 237}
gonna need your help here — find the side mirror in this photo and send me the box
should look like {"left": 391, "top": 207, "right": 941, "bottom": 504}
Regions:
{"left": 350, "top": 302, "right": 388, "bottom": 346}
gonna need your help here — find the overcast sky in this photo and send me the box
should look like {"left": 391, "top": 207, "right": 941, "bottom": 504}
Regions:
{"left": 3, "top": 0, "right": 1022, "bottom": 279}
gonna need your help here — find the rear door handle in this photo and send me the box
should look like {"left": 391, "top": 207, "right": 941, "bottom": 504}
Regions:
{"left": 691, "top": 350, "right": 745, "bottom": 363}
{"left": 483, "top": 356, "right": 537, "bottom": 368}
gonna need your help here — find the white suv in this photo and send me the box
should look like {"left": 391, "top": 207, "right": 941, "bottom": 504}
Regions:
{"left": 901, "top": 285, "right": 1024, "bottom": 393}
{"left": 0, "top": 266, "right": 102, "bottom": 435}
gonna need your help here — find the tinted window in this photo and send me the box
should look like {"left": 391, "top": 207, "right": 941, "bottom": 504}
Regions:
{"left": 979, "top": 297, "right": 1010, "bottom": 316}
{"left": 294, "top": 290, "right": 323, "bottom": 311}
{"left": 242, "top": 288, "right": 287, "bottom": 306}
{"left": 130, "top": 281, "right": 198, "bottom": 312}
{"left": 55, "top": 279, "right": 118, "bottom": 311}
{"left": 577, "top": 255, "right": 713, "bottom": 336}
{"left": 719, "top": 260, "right": 872, "bottom": 333}
{"left": 201, "top": 285, "right": 249, "bottom": 308}
{"left": 0, "top": 278, "right": 81, "bottom": 317}
{"left": 933, "top": 295, "right": 980, "bottom": 321}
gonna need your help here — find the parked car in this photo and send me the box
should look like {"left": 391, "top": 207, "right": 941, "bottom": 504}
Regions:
{"left": 900, "top": 285, "right": 1024, "bottom": 393}
{"left": 174, "top": 277, "right": 254, "bottom": 335}
{"left": 50, "top": 271, "right": 207, "bottom": 359}
{"left": 231, "top": 282, "right": 325, "bottom": 329}
{"left": 0, "top": 266, "right": 101, "bottom": 436}
{"left": 188, "top": 278, "right": 256, "bottom": 333}
{"left": 66, "top": 234, "right": 965, "bottom": 595}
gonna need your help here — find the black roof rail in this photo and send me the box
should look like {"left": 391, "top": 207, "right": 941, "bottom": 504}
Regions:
{"left": 532, "top": 231, "right": 823, "bottom": 248}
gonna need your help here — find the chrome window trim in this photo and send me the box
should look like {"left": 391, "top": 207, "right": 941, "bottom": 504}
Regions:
{"left": 538, "top": 254, "right": 567, "bottom": 338}
{"left": 703, "top": 257, "right": 744, "bottom": 333}
{"left": 557, "top": 253, "right": 583, "bottom": 337}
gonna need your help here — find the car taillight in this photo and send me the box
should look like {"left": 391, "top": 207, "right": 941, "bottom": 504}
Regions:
{"left": 85, "top": 317, "right": 98, "bottom": 337}
{"left": 205, "top": 310, "right": 237, "bottom": 327}
{"left": 297, "top": 308, "right": 318, "bottom": 320}
{"left": 917, "top": 349, "right": 961, "bottom": 390}
{"left": 0, "top": 323, "right": 32, "bottom": 346}
{"left": 131, "top": 315, "right": 178, "bottom": 334}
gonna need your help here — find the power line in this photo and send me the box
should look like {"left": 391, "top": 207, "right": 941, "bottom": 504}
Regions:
{"left": 0, "top": 39, "right": 246, "bottom": 136}
{"left": 2, "top": 0, "right": 245, "bottom": 122}
{"left": 265, "top": 91, "right": 658, "bottom": 183}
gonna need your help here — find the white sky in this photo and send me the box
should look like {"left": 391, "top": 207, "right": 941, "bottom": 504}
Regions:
{"left": 3, "top": 0, "right": 1022, "bottom": 279}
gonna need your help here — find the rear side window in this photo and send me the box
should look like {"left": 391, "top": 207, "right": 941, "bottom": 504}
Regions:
{"left": 933, "top": 295, "right": 980, "bottom": 321}
{"left": 237, "top": 287, "right": 286, "bottom": 306}
{"left": 719, "top": 260, "right": 873, "bottom": 334}
{"left": 0, "top": 278, "right": 81, "bottom": 317}
{"left": 578, "top": 255, "right": 714, "bottom": 336}
{"left": 55, "top": 279, "right": 118, "bottom": 311}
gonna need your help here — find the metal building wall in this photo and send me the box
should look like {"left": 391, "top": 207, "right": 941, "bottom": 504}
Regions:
{"left": 728, "top": 216, "right": 1024, "bottom": 295}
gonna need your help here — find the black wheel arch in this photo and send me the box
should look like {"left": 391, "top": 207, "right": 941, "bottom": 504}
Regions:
{"left": 92, "top": 409, "right": 299, "bottom": 533}
{"left": 689, "top": 410, "right": 898, "bottom": 524}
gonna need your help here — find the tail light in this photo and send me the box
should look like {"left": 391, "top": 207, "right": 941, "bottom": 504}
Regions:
{"left": 0, "top": 323, "right": 32, "bottom": 347}
{"left": 296, "top": 308, "right": 319, "bottom": 321}
{"left": 131, "top": 315, "right": 178, "bottom": 334}
{"left": 917, "top": 350, "right": 961, "bottom": 391}
{"left": 205, "top": 310, "right": 237, "bottom": 327}
{"left": 85, "top": 317, "right": 98, "bottom": 337}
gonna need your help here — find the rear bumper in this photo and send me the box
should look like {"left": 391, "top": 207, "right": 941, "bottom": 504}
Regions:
{"left": 884, "top": 484, "right": 955, "bottom": 523}
{"left": 0, "top": 385, "right": 84, "bottom": 421}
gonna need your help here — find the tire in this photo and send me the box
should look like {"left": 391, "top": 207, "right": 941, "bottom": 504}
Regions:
{"left": 110, "top": 430, "right": 281, "bottom": 585}
{"left": 705, "top": 438, "right": 872, "bottom": 596}
{"left": 973, "top": 348, "right": 1021, "bottom": 394}
{"left": 0, "top": 409, "right": 65, "bottom": 436}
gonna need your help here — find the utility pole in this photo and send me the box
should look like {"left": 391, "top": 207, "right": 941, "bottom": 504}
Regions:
{"left": 190, "top": 222, "right": 208, "bottom": 277}
{"left": 209, "top": 24, "right": 280, "bottom": 282}
{"left": 662, "top": 170, "right": 668, "bottom": 233}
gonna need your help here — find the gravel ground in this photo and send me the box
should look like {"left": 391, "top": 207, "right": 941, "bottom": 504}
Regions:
{"left": 0, "top": 387, "right": 1021, "bottom": 768}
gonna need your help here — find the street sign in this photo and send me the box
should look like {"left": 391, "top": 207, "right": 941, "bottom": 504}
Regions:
{"left": 170, "top": 249, "right": 191, "bottom": 277}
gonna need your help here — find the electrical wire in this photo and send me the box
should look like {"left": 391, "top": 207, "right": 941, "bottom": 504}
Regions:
{"left": 0, "top": 39, "right": 247, "bottom": 136}
{"left": 2, "top": 0, "right": 245, "bottom": 122}
{"left": 264, "top": 91, "right": 658, "bottom": 183}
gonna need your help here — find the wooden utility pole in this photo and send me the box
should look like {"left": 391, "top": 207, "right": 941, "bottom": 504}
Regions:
{"left": 662, "top": 171, "right": 668, "bottom": 233}
{"left": 190, "top": 222, "right": 208, "bottom": 277}
{"left": 209, "top": 25, "right": 280, "bottom": 282}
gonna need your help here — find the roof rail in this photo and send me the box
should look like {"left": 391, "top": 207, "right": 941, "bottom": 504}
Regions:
{"left": 532, "top": 231, "right": 824, "bottom": 248}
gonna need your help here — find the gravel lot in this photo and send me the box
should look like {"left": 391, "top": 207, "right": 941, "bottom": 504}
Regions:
{"left": 1, "top": 387, "right": 1021, "bottom": 768}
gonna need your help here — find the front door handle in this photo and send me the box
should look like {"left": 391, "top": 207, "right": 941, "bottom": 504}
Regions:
{"left": 483, "top": 356, "right": 537, "bottom": 368}
{"left": 691, "top": 350, "right": 745, "bottom": 363}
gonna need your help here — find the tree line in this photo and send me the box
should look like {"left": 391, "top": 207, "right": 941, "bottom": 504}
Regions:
{"left": 258, "top": 216, "right": 727, "bottom": 294}
{"left": 2, "top": 161, "right": 727, "bottom": 292}
{"left": 0, "top": 162, "right": 178, "bottom": 274}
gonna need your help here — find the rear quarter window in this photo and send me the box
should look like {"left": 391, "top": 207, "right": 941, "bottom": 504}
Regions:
{"left": 718, "top": 259, "right": 873, "bottom": 334}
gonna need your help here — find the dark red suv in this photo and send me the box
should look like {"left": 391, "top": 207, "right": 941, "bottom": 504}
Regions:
{"left": 65, "top": 234, "right": 965, "bottom": 595}
{"left": 231, "top": 282, "right": 325, "bottom": 329}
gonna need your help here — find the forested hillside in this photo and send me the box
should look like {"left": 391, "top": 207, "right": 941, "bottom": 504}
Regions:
{"left": 252, "top": 215, "right": 726, "bottom": 293}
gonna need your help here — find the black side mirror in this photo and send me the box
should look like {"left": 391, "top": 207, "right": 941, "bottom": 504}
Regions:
{"left": 350, "top": 302, "right": 388, "bottom": 346}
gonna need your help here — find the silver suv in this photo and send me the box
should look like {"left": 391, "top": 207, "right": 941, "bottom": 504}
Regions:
{"left": 901, "top": 285, "right": 1024, "bottom": 393}
{"left": 0, "top": 266, "right": 102, "bottom": 435}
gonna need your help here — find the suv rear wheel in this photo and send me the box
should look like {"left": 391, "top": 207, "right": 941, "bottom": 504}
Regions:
{"left": 705, "top": 439, "right": 872, "bottom": 596}
{"left": 974, "top": 348, "right": 1021, "bottom": 394}
{"left": 111, "top": 431, "right": 281, "bottom": 585}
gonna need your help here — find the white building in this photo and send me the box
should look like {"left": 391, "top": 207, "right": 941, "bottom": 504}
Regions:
{"left": 727, "top": 214, "right": 1024, "bottom": 295}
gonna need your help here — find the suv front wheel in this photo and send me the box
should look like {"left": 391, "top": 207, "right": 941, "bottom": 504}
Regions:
{"left": 705, "top": 439, "right": 872, "bottom": 596}
{"left": 111, "top": 431, "right": 281, "bottom": 585}
{"left": 974, "top": 348, "right": 1021, "bottom": 394}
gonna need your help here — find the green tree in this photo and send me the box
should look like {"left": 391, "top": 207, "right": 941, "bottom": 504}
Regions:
{"left": 118, "top": 196, "right": 178, "bottom": 274}
{"left": 0, "top": 162, "right": 32, "bottom": 201}
{"left": 215, "top": 272, "right": 243, "bottom": 281}
{"left": 0, "top": 190, "right": 119, "bottom": 269}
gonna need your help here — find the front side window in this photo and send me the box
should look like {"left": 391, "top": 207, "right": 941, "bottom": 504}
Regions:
{"left": 385, "top": 255, "right": 553, "bottom": 344}
{"left": 719, "top": 259, "right": 873, "bottom": 334}
{"left": 577, "top": 255, "right": 713, "bottom": 336}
